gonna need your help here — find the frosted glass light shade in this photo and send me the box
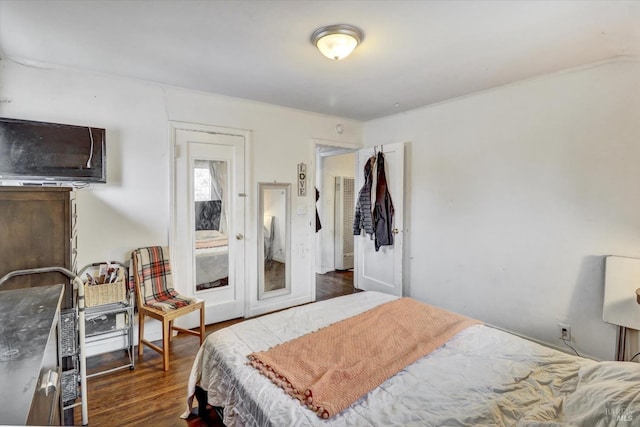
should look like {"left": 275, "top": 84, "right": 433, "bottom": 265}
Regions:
{"left": 311, "top": 24, "right": 363, "bottom": 61}
{"left": 316, "top": 33, "right": 358, "bottom": 60}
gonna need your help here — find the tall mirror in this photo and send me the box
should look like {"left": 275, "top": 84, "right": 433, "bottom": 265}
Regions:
{"left": 193, "top": 159, "right": 230, "bottom": 292}
{"left": 258, "top": 183, "right": 291, "bottom": 299}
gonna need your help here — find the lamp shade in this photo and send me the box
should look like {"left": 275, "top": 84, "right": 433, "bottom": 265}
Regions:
{"left": 311, "top": 24, "right": 363, "bottom": 60}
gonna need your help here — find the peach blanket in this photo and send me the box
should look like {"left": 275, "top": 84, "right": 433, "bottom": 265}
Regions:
{"left": 248, "top": 297, "right": 481, "bottom": 419}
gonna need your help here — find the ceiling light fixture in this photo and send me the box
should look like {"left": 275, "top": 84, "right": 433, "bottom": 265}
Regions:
{"left": 311, "top": 24, "right": 363, "bottom": 61}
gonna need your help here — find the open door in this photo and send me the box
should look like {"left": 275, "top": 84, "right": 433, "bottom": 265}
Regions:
{"left": 354, "top": 142, "right": 404, "bottom": 296}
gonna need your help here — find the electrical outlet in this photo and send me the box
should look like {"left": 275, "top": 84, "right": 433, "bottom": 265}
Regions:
{"left": 558, "top": 323, "right": 571, "bottom": 341}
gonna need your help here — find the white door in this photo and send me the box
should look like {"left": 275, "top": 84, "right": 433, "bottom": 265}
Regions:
{"left": 354, "top": 142, "right": 404, "bottom": 296}
{"left": 174, "top": 127, "right": 246, "bottom": 324}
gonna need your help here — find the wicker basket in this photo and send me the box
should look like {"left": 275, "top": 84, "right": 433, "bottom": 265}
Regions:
{"left": 84, "top": 267, "right": 127, "bottom": 307}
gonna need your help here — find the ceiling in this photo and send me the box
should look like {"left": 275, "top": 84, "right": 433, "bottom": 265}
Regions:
{"left": 1, "top": 0, "right": 638, "bottom": 121}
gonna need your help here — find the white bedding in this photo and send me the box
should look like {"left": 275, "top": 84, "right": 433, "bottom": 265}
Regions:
{"left": 195, "top": 245, "right": 228, "bottom": 288}
{"left": 185, "top": 292, "right": 640, "bottom": 426}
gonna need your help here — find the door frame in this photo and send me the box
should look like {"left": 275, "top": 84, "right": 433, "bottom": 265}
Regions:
{"left": 169, "top": 121, "right": 252, "bottom": 318}
{"left": 309, "top": 138, "right": 361, "bottom": 302}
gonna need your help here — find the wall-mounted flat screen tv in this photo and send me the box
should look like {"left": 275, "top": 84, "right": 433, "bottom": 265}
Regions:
{"left": 0, "top": 117, "right": 106, "bottom": 184}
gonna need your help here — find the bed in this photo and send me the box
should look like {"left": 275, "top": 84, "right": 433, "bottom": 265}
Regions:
{"left": 195, "top": 198, "right": 229, "bottom": 291}
{"left": 184, "top": 291, "right": 640, "bottom": 426}
{"left": 195, "top": 230, "right": 229, "bottom": 290}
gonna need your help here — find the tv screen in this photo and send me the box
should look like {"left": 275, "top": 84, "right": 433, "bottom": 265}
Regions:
{"left": 0, "top": 117, "right": 106, "bottom": 183}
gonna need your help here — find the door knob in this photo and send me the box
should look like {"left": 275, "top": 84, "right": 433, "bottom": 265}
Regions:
{"left": 236, "top": 233, "right": 244, "bottom": 240}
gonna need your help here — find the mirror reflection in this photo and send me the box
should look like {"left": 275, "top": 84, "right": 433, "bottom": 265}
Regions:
{"left": 259, "top": 183, "right": 291, "bottom": 299}
{"left": 194, "top": 159, "right": 230, "bottom": 292}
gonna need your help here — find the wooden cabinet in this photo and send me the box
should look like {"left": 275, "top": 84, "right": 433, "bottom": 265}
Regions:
{"left": 0, "top": 187, "right": 76, "bottom": 307}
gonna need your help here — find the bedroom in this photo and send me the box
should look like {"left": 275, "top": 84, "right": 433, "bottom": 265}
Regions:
{"left": 0, "top": 0, "right": 639, "bottom": 425}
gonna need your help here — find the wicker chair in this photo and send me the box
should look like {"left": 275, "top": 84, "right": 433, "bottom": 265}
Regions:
{"left": 130, "top": 246, "right": 204, "bottom": 371}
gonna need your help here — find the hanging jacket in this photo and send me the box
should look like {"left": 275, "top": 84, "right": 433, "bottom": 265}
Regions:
{"left": 353, "top": 156, "right": 375, "bottom": 237}
{"left": 373, "top": 151, "right": 394, "bottom": 251}
{"left": 315, "top": 187, "right": 322, "bottom": 232}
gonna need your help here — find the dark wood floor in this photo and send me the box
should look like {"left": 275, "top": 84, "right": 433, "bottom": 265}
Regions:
{"left": 316, "top": 269, "right": 356, "bottom": 301}
{"left": 73, "top": 271, "right": 354, "bottom": 426}
{"left": 264, "top": 259, "right": 285, "bottom": 291}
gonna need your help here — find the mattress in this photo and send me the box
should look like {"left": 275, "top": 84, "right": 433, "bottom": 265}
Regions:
{"left": 185, "top": 291, "right": 640, "bottom": 426}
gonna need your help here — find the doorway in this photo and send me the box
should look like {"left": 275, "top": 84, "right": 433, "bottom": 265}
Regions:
{"left": 314, "top": 141, "right": 406, "bottom": 301}
{"left": 314, "top": 145, "right": 357, "bottom": 301}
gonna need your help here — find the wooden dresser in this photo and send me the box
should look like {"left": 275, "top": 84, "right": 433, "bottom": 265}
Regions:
{"left": 0, "top": 284, "right": 65, "bottom": 425}
{"left": 0, "top": 187, "right": 77, "bottom": 308}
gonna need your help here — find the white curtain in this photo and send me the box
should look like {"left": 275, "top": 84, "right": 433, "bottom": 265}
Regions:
{"left": 209, "top": 160, "right": 227, "bottom": 234}
{"left": 194, "top": 160, "right": 228, "bottom": 234}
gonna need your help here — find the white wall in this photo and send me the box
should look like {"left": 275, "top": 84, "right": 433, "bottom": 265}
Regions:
{"left": 364, "top": 58, "right": 640, "bottom": 361}
{"left": 4, "top": 55, "right": 639, "bottom": 361}
{"left": 0, "top": 59, "right": 362, "bottom": 334}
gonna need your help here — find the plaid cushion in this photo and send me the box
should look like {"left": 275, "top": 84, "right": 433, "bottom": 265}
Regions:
{"left": 129, "top": 246, "right": 195, "bottom": 311}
